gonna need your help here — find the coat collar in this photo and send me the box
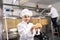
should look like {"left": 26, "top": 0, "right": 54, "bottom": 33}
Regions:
{"left": 22, "top": 21, "right": 29, "bottom": 24}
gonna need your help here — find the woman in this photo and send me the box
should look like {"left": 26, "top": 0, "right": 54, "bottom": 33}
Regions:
{"left": 17, "top": 9, "right": 36, "bottom": 40}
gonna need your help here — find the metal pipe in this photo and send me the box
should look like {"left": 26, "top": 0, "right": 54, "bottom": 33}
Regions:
{"left": 4, "top": 16, "right": 9, "bottom": 40}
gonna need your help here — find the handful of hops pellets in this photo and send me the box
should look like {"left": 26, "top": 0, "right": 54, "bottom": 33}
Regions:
{"left": 30, "top": 23, "right": 42, "bottom": 32}
{"left": 34, "top": 23, "right": 42, "bottom": 29}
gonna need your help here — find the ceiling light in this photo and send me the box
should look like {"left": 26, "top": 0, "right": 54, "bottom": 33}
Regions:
{"left": 19, "top": 0, "right": 29, "bottom": 5}
{"left": 13, "top": 0, "right": 17, "bottom": 3}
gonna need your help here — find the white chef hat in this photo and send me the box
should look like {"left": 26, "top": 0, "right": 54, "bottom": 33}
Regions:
{"left": 48, "top": 5, "right": 52, "bottom": 8}
{"left": 20, "top": 9, "right": 33, "bottom": 17}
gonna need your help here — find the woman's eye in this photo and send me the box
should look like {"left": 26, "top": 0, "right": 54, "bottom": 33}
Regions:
{"left": 24, "top": 16, "right": 27, "bottom": 18}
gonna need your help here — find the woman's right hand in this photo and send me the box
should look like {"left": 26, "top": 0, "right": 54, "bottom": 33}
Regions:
{"left": 30, "top": 25, "right": 35, "bottom": 32}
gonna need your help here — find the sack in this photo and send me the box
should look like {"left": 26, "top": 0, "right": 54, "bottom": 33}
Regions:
{"left": 34, "top": 32, "right": 49, "bottom": 40}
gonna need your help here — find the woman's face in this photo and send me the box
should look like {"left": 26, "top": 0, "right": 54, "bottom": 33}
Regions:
{"left": 23, "top": 14, "right": 30, "bottom": 23}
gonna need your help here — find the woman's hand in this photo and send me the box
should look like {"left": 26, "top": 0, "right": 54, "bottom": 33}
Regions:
{"left": 45, "top": 13, "right": 48, "bottom": 16}
{"left": 30, "top": 25, "right": 35, "bottom": 32}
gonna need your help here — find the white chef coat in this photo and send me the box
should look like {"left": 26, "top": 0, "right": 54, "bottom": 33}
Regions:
{"left": 17, "top": 21, "right": 36, "bottom": 40}
{"left": 48, "top": 7, "right": 59, "bottom": 18}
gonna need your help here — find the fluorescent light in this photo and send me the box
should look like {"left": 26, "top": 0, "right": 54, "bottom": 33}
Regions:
{"left": 13, "top": 0, "right": 17, "bottom": 3}
{"left": 20, "top": 0, "right": 29, "bottom": 5}
{"left": 9, "top": 28, "right": 17, "bottom": 32}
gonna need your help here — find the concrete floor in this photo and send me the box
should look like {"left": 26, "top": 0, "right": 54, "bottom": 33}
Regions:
{"left": 8, "top": 32, "right": 60, "bottom": 40}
